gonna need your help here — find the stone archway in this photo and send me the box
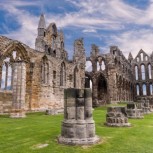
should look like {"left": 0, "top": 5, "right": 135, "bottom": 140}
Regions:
{"left": 97, "top": 74, "right": 108, "bottom": 105}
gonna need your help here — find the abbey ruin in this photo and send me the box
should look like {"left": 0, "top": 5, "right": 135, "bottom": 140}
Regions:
{"left": 0, "top": 14, "right": 153, "bottom": 116}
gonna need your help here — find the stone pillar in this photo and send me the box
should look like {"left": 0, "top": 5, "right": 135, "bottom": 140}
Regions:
{"left": 10, "top": 61, "right": 26, "bottom": 118}
{"left": 126, "top": 103, "right": 144, "bottom": 119}
{"left": 58, "top": 88, "right": 99, "bottom": 145}
{"left": 105, "top": 106, "right": 131, "bottom": 127}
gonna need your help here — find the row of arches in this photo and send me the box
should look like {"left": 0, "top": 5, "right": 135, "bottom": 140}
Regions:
{"left": 41, "top": 57, "right": 80, "bottom": 88}
{"left": 0, "top": 50, "right": 25, "bottom": 90}
{"left": 136, "top": 83, "right": 153, "bottom": 96}
{"left": 135, "top": 64, "right": 152, "bottom": 80}
{"left": 85, "top": 60, "right": 106, "bottom": 72}
{"left": 116, "top": 74, "right": 134, "bottom": 101}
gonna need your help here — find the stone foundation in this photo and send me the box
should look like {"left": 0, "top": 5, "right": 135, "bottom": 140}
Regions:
{"left": 137, "top": 100, "right": 151, "bottom": 114}
{"left": 105, "top": 106, "right": 131, "bottom": 127}
{"left": 58, "top": 88, "right": 100, "bottom": 145}
{"left": 126, "top": 103, "right": 144, "bottom": 119}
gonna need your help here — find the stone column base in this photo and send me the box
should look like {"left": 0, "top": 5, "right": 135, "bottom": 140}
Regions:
{"left": 126, "top": 110, "right": 144, "bottom": 119}
{"left": 58, "top": 135, "right": 100, "bottom": 145}
{"left": 143, "top": 108, "right": 151, "bottom": 114}
{"left": 10, "top": 110, "right": 26, "bottom": 118}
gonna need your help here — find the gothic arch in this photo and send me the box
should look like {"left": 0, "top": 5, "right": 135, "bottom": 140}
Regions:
{"left": 96, "top": 73, "right": 108, "bottom": 104}
{"left": 1, "top": 42, "right": 30, "bottom": 64}
{"left": 0, "top": 42, "right": 30, "bottom": 90}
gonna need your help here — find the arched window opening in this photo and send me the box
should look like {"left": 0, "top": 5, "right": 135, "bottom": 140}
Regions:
{"left": 61, "top": 42, "right": 64, "bottom": 50}
{"left": 135, "top": 66, "right": 138, "bottom": 80}
{"left": 48, "top": 48, "right": 51, "bottom": 55}
{"left": 141, "top": 64, "right": 145, "bottom": 80}
{"left": 97, "top": 75, "right": 108, "bottom": 103}
{"left": 145, "top": 56, "right": 148, "bottom": 61}
{"left": 140, "top": 53, "right": 143, "bottom": 61}
{"left": 53, "top": 50, "right": 56, "bottom": 57}
{"left": 137, "top": 57, "right": 139, "bottom": 62}
{"left": 85, "top": 61, "right": 92, "bottom": 72}
{"left": 60, "top": 63, "right": 66, "bottom": 86}
{"left": 74, "top": 67, "right": 80, "bottom": 88}
{"left": 150, "top": 84, "right": 153, "bottom": 95}
{"left": 1, "top": 64, "right": 6, "bottom": 90}
{"left": 12, "top": 51, "right": 17, "bottom": 60}
{"left": 85, "top": 76, "right": 92, "bottom": 89}
{"left": 0, "top": 57, "right": 12, "bottom": 90}
{"left": 6, "top": 64, "right": 12, "bottom": 90}
{"left": 97, "top": 61, "right": 100, "bottom": 71}
{"left": 42, "top": 58, "right": 49, "bottom": 84}
{"left": 148, "top": 64, "right": 152, "bottom": 79}
{"left": 102, "top": 60, "right": 105, "bottom": 70}
{"left": 136, "top": 84, "right": 140, "bottom": 96}
{"left": 113, "top": 50, "right": 116, "bottom": 55}
{"left": 90, "top": 80, "right": 92, "bottom": 89}
{"left": 53, "top": 71, "right": 56, "bottom": 79}
{"left": 142, "top": 84, "right": 147, "bottom": 95}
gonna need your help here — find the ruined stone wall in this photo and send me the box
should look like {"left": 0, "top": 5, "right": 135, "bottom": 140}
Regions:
{"left": 85, "top": 45, "right": 134, "bottom": 106}
{"left": 0, "top": 35, "right": 85, "bottom": 114}
{"left": 0, "top": 91, "right": 12, "bottom": 114}
{"left": 132, "top": 50, "right": 153, "bottom": 103}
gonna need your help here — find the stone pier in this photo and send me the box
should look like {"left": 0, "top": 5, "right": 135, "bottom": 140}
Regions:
{"left": 126, "top": 103, "right": 144, "bottom": 119}
{"left": 137, "top": 99, "right": 151, "bottom": 114}
{"left": 10, "top": 61, "right": 26, "bottom": 118}
{"left": 105, "top": 106, "right": 131, "bottom": 127}
{"left": 58, "top": 88, "right": 100, "bottom": 145}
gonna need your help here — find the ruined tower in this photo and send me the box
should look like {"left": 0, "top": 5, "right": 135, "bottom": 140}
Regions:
{"left": 35, "top": 14, "right": 46, "bottom": 52}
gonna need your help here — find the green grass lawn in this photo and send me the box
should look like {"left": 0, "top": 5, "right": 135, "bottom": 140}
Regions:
{"left": 0, "top": 106, "right": 153, "bottom": 153}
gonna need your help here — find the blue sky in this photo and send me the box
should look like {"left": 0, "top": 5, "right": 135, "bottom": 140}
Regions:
{"left": 0, "top": 0, "right": 153, "bottom": 58}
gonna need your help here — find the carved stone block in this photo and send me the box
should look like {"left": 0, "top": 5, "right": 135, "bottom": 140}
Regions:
{"left": 105, "top": 106, "right": 131, "bottom": 127}
{"left": 126, "top": 103, "right": 144, "bottom": 119}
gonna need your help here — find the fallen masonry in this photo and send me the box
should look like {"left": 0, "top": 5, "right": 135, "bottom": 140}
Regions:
{"left": 105, "top": 106, "right": 131, "bottom": 127}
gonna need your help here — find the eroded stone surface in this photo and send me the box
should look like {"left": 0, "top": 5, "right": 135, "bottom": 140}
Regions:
{"left": 58, "top": 88, "right": 100, "bottom": 145}
{"left": 126, "top": 103, "right": 144, "bottom": 119}
{"left": 0, "top": 14, "right": 85, "bottom": 115}
{"left": 105, "top": 106, "right": 131, "bottom": 127}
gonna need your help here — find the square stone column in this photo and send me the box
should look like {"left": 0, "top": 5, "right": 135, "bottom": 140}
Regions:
{"left": 58, "top": 88, "right": 100, "bottom": 145}
{"left": 10, "top": 61, "right": 26, "bottom": 118}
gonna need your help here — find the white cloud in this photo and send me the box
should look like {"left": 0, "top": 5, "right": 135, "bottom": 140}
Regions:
{"left": 85, "top": 61, "right": 92, "bottom": 72}
{"left": 108, "top": 29, "right": 153, "bottom": 58}
{"left": 0, "top": 0, "right": 39, "bottom": 48}
{"left": 0, "top": 0, "right": 153, "bottom": 59}
{"left": 82, "top": 29, "right": 97, "bottom": 33}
